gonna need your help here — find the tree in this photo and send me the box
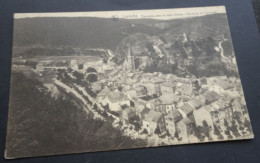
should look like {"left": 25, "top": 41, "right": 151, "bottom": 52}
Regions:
{"left": 118, "top": 120, "right": 123, "bottom": 128}
{"left": 73, "top": 71, "right": 84, "bottom": 83}
{"left": 142, "top": 128, "right": 148, "bottom": 136}
{"left": 134, "top": 122, "right": 141, "bottom": 132}
{"left": 230, "top": 120, "right": 240, "bottom": 137}
{"left": 130, "top": 100, "right": 135, "bottom": 107}
{"left": 174, "top": 129, "right": 182, "bottom": 141}
{"left": 121, "top": 104, "right": 128, "bottom": 110}
{"left": 213, "top": 124, "right": 223, "bottom": 140}
{"left": 193, "top": 125, "right": 205, "bottom": 142}
{"left": 224, "top": 119, "right": 233, "bottom": 139}
{"left": 129, "top": 126, "right": 133, "bottom": 130}
{"left": 86, "top": 67, "right": 97, "bottom": 73}
{"left": 86, "top": 73, "right": 97, "bottom": 82}
{"left": 103, "top": 58, "right": 108, "bottom": 64}
{"left": 193, "top": 80, "right": 201, "bottom": 91}
{"left": 154, "top": 126, "right": 161, "bottom": 136}
{"left": 244, "top": 118, "right": 253, "bottom": 133}
{"left": 67, "top": 67, "right": 73, "bottom": 72}
{"left": 93, "top": 103, "right": 98, "bottom": 111}
{"left": 233, "top": 111, "right": 243, "bottom": 126}
{"left": 78, "top": 64, "right": 84, "bottom": 70}
{"left": 202, "top": 120, "right": 212, "bottom": 140}
{"left": 166, "top": 130, "right": 171, "bottom": 139}
{"left": 118, "top": 86, "right": 123, "bottom": 91}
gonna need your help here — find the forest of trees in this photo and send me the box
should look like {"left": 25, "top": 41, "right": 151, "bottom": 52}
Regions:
{"left": 5, "top": 72, "right": 147, "bottom": 158}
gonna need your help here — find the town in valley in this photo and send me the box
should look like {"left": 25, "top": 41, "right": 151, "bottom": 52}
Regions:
{"left": 12, "top": 42, "right": 253, "bottom": 146}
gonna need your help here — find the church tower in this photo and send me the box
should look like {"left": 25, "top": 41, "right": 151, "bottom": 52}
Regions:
{"left": 123, "top": 45, "right": 135, "bottom": 71}
{"left": 128, "top": 45, "right": 135, "bottom": 70}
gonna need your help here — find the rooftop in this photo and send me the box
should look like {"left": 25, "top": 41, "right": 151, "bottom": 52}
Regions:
{"left": 107, "top": 91, "right": 129, "bottom": 103}
{"left": 180, "top": 103, "right": 195, "bottom": 115}
{"left": 172, "top": 110, "right": 183, "bottom": 123}
{"left": 180, "top": 117, "right": 192, "bottom": 125}
{"left": 206, "top": 91, "right": 220, "bottom": 103}
{"left": 149, "top": 77, "right": 165, "bottom": 84}
{"left": 143, "top": 110, "right": 163, "bottom": 123}
{"left": 159, "top": 93, "right": 178, "bottom": 104}
{"left": 187, "top": 99, "right": 203, "bottom": 108}
{"left": 97, "top": 87, "right": 111, "bottom": 97}
{"left": 135, "top": 105, "right": 146, "bottom": 114}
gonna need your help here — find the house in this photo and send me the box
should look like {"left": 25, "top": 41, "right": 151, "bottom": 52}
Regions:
{"left": 208, "top": 85, "right": 225, "bottom": 95}
{"left": 176, "top": 83, "right": 193, "bottom": 96}
{"left": 205, "top": 91, "right": 220, "bottom": 104}
{"left": 97, "top": 86, "right": 111, "bottom": 96}
{"left": 141, "top": 109, "right": 165, "bottom": 135}
{"left": 42, "top": 69, "right": 56, "bottom": 83}
{"left": 179, "top": 103, "right": 195, "bottom": 119}
{"left": 158, "top": 93, "right": 179, "bottom": 114}
{"left": 148, "top": 98, "right": 163, "bottom": 112}
{"left": 172, "top": 110, "right": 183, "bottom": 123}
{"left": 165, "top": 113, "right": 176, "bottom": 136}
{"left": 149, "top": 77, "right": 165, "bottom": 96}
{"left": 96, "top": 87, "right": 112, "bottom": 105}
{"left": 70, "top": 60, "right": 78, "bottom": 70}
{"left": 106, "top": 79, "right": 116, "bottom": 87}
{"left": 124, "top": 90, "right": 137, "bottom": 99}
{"left": 135, "top": 104, "right": 146, "bottom": 120}
{"left": 121, "top": 107, "right": 136, "bottom": 124}
{"left": 187, "top": 99, "right": 203, "bottom": 109}
{"left": 132, "top": 96, "right": 149, "bottom": 107}
{"left": 161, "top": 82, "right": 174, "bottom": 95}
{"left": 105, "top": 91, "right": 130, "bottom": 112}
{"left": 176, "top": 118, "right": 193, "bottom": 143}
{"left": 223, "top": 90, "right": 241, "bottom": 98}
{"left": 143, "top": 82, "right": 156, "bottom": 96}
{"left": 193, "top": 107, "right": 214, "bottom": 132}
{"left": 122, "top": 85, "right": 132, "bottom": 92}
{"left": 83, "top": 60, "right": 104, "bottom": 73}
{"left": 91, "top": 82, "right": 103, "bottom": 93}
{"left": 218, "top": 80, "right": 233, "bottom": 90}
{"left": 232, "top": 97, "right": 246, "bottom": 114}
{"left": 36, "top": 63, "right": 45, "bottom": 72}
{"left": 204, "top": 104, "right": 233, "bottom": 131}
{"left": 135, "top": 85, "right": 147, "bottom": 97}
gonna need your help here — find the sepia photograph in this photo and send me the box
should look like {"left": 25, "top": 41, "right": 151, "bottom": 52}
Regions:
{"left": 5, "top": 6, "right": 254, "bottom": 159}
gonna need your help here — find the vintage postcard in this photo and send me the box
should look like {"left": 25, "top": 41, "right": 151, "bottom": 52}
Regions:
{"left": 5, "top": 6, "right": 253, "bottom": 159}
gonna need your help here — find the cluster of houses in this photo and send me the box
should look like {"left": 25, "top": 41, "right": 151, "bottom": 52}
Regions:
{"left": 29, "top": 47, "right": 248, "bottom": 142}
{"left": 91, "top": 66, "right": 248, "bottom": 141}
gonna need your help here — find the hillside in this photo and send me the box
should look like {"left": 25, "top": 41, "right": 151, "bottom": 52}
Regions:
{"left": 5, "top": 72, "right": 147, "bottom": 158}
{"left": 13, "top": 13, "right": 237, "bottom": 77}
